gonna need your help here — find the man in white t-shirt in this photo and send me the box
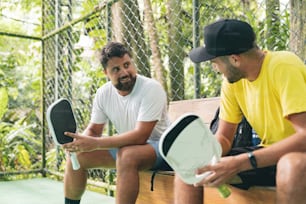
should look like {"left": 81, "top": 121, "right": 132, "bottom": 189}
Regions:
{"left": 62, "top": 42, "right": 171, "bottom": 204}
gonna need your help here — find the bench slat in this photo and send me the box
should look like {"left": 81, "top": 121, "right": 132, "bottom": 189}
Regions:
{"left": 168, "top": 97, "right": 220, "bottom": 124}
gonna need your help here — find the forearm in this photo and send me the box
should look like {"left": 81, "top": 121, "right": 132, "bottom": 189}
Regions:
{"left": 214, "top": 119, "right": 237, "bottom": 156}
{"left": 83, "top": 123, "right": 104, "bottom": 137}
{"left": 81, "top": 121, "right": 155, "bottom": 149}
{"left": 83, "top": 127, "right": 100, "bottom": 137}
{"left": 96, "top": 129, "right": 148, "bottom": 149}
{"left": 217, "top": 135, "right": 233, "bottom": 156}
{"left": 236, "top": 133, "right": 306, "bottom": 172}
{"left": 256, "top": 133, "right": 306, "bottom": 167}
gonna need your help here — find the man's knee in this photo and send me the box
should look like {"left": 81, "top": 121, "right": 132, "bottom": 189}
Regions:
{"left": 277, "top": 152, "right": 306, "bottom": 181}
{"left": 174, "top": 174, "right": 203, "bottom": 204}
{"left": 117, "top": 147, "right": 138, "bottom": 167}
{"left": 174, "top": 175, "right": 202, "bottom": 191}
{"left": 278, "top": 152, "right": 306, "bottom": 169}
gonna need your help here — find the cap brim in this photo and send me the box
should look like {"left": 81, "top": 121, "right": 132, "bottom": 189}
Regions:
{"left": 189, "top": 46, "right": 216, "bottom": 63}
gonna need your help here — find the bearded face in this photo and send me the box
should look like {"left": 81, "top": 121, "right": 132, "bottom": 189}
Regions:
{"left": 211, "top": 56, "right": 246, "bottom": 84}
{"left": 225, "top": 63, "right": 245, "bottom": 83}
{"left": 114, "top": 73, "right": 137, "bottom": 92}
{"left": 104, "top": 54, "right": 138, "bottom": 95}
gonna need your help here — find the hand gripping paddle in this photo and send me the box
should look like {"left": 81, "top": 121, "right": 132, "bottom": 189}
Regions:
{"left": 159, "top": 113, "right": 231, "bottom": 198}
{"left": 47, "top": 98, "right": 80, "bottom": 170}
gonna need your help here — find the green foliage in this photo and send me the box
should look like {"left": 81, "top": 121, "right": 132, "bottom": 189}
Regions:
{"left": 0, "top": 9, "right": 41, "bottom": 172}
{"left": 263, "top": 9, "right": 290, "bottom": 51}
{"left": 46, "top": 147, "right": 66, "bottom": 172}
{"left": 0, "top": 1, "right": 41, "bottom": 35}
{"left": 200, "top": 65, "right": 223, "bottom": 97}
{"left": 185, "top": 63, "right": 222, "bottom": 99}
{"left": 0, "top": 88, "right": 8, "bottom": 120}
{"left": 0, "top": 53, "right": 17, "bottom": 88}
{"left": 0, "top": 114, "right": 41, "bottom": 171}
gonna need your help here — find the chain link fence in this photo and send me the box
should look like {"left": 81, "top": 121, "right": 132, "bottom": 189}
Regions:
{"left": 1, "top": 0, "right": 305, "bottom": 195}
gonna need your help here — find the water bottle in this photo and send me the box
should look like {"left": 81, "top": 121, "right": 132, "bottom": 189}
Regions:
{"left": 252, "top": 129, "right": 261, "bottom": 146}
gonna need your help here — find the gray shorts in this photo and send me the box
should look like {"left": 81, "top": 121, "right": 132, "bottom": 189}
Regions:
{"left": 109, "top": 140, "right": 171, "bottom": 171}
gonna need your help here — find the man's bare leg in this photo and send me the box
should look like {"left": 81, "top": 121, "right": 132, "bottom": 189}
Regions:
{"left": 174, "top": 175, "right": 203, "bottom": 204}
{"left": 64, "top": 161, "right": 87, "bottom": 200}
{"left": 64, "top": 150, "right": 115, "bottom": 200}
{"left": 115, "top": 145, "right": 156, "bottom": 204}
{"left": 276, "top": 152, "right": 306, "bottom": 204}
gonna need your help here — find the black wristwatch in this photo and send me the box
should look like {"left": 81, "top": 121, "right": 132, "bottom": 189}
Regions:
{"left": 248, "top": 151, "right": 257, "bottom": 169}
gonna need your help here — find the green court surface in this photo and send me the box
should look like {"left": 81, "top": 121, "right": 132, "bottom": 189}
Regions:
{"left": 0, "top": 178, "right": 115, "bottom": 204}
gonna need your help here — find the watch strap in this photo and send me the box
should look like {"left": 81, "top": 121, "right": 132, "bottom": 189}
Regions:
{"left": 248, "top": 151, "right": 257, "bottom": 169}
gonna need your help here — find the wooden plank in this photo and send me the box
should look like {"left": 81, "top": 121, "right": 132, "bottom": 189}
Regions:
{"left": 168, "top": 97, "right": 220, "bottom": 124}
{"left": 137, "top": 171, "right": 174, "bottom": 204}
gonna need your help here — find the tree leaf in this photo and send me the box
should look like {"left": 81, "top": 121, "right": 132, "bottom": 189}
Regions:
{"left": 0, "top": 87, "right": 8, "bottom": 120}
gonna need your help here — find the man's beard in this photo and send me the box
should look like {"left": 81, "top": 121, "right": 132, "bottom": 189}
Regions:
{"left": 115, "top": 74, "right": 137, "bottom": 92}
{"left": 226, "top": 64, "right": 244, "bottom": 84}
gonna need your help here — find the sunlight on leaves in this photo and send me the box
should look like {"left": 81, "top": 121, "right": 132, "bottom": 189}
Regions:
{"left": 0, "top": 87, "right": 8, "bottom": 120}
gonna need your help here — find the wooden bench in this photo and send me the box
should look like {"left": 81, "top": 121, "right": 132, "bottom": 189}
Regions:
{"left": 136, "top": 97, "right": 276, "bottom": 204}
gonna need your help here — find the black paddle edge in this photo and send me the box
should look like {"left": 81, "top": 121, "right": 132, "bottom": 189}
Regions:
{"left": 162, "top": 114, "right": 199, "bottom": 156}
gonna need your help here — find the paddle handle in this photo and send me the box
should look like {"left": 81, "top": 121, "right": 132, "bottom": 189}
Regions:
{"left": 195, "top": 173, "right": 231, "bottom": 198}
{"left": 70, "top": 152, "right": 80, "bottom": 170}
{"left": 217, "top": 184, "right": 231, "bottom": 198}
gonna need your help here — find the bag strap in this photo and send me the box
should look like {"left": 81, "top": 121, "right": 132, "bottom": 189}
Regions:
{"left": 150, "top": 170, "right": 158, "bottom": 191}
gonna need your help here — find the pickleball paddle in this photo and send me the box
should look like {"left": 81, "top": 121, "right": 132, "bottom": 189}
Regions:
{"left": 46, "top": 98, "right": 80, "bottom": 170}
{"left": 159, "top": 113, "right": 231, "bottom": 198}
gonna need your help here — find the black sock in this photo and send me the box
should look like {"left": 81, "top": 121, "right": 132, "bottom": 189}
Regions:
{"left": 65, "top": 197, "right": 80, "bottom": 204}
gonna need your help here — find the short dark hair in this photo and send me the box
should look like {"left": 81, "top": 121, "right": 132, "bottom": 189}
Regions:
{"left": 100, "top": 42, "right": 132, "bottom": 69}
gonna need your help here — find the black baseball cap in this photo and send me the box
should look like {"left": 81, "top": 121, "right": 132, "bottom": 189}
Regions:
{"left": 189, "top": 19, "right": 256, "bottom": 63}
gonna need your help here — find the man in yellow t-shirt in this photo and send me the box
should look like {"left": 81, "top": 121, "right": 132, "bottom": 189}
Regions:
{"left": 175, "top": 19, "right": 306, "bottom": 204}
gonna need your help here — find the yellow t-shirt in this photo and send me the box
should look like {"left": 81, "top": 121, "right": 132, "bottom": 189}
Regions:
{"left": 220, "top": 51, "right": 306, "bottom": 146}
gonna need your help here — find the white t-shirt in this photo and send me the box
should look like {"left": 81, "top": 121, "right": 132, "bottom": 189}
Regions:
{"left": 91, "top": 74, "right": 170, "bottom": 141}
